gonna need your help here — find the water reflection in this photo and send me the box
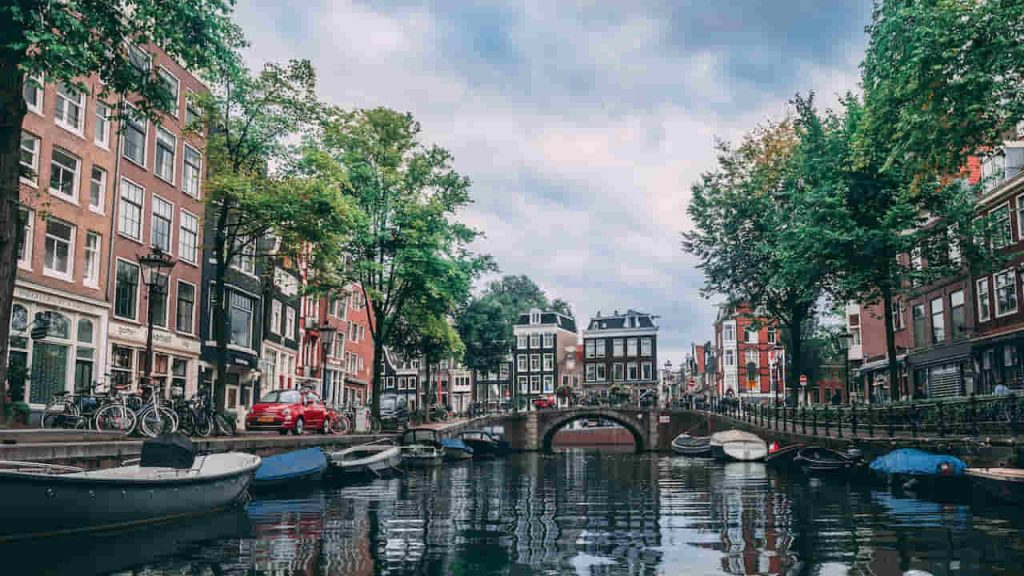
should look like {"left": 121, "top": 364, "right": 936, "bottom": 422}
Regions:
{"left": 5, "top": 452, "right": 1024, "bottom": 575}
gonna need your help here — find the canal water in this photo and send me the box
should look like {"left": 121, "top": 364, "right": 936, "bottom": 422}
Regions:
{"left": 6, "top": 450, "right": 1024, "bottom": 575}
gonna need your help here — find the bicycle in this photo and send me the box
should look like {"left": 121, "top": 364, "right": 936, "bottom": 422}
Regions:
{"left": 132, "top": 383, "right": 179, "bottom": 438}
{"left": 173, "top": 393, "right": 214, "bottom": 437}
{"left": 92, "top": 386, "right": 138, "bottom": 435}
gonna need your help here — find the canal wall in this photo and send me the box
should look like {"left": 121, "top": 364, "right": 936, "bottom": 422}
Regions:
{"left": 551, "top": 427, "right": 635, "bottom": 447}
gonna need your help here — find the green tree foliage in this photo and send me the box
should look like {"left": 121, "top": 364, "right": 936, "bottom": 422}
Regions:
{"left": 458, "top": 297, "right": 511, "bottom": 375}
{"left": 0, "top": 1, "right": 241, "bottom": 419}
{"left": 322, "top": 108, "right": 491, "bottom": 416}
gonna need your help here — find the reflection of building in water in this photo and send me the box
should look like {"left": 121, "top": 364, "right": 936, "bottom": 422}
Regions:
{"left": 713, "top": 463, "right": 794, "bottom": 575}
{"left": 245, "top": 497, "right": 326, "bottom": 574}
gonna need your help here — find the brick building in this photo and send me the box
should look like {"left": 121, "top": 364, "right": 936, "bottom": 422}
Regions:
{"left": 581, "top": 309, "right": 659, "bottom": 399}
{"left": 713, "top": 305, "right": 783, "bottom": 402}
{"left": 512, "top": 308, "right": 577, "bottom": 409}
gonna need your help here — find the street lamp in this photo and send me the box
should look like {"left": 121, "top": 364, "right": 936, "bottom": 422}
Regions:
{"left": 664, "top": 360, "right": 673, "bottom": 406}
{"left": 773, "top": 344, "right": 784, "bottom": 406}
{"left": 836, "top": 331, "right": 853, "bottom": 405}
{"left": 138, "top": 247, "right": 175, "bottom": 388}
{"left": 319, "top": 321, "right": 337, "bottom": 402}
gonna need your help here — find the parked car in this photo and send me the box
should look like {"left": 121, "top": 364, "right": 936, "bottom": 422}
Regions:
{"left": 379, "top": 393, "right": 409, "bottom": 431}
{"left": 532, "top": 396, "right": 556, "bottom": 410}
{"left": 246, "top": 389, "right": 333, "bottom": 435}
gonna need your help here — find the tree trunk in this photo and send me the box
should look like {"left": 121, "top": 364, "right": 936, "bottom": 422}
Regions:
{"left": 881, "top": 287, "right": 900, "bottom": 403}
{"left": 785, "top": 307, "right": 805, "bottom": 407}
{"left": 211, "top": 207, "right": 230, "bottom": 412}
{"left": 0, "top": 51, "right": 28, "bottom": 424}
{"left": 370, "top": 336, "right": 384, "bottom": 418}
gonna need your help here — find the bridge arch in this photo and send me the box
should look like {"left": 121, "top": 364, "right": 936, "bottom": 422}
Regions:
{"left": 538, "top": 408, "right": 649, "bottom": 453}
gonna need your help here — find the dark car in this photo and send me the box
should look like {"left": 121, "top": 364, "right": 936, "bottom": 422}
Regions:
{"left": 246, "top": 389, "right": 333, "bottom": 435}
{"left": 379, "top": 393, "right": 409, "bottom": 431}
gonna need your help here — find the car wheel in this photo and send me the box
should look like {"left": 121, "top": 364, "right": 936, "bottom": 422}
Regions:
{"left": 293, "top": 417, "right": 305, "bottom": 435}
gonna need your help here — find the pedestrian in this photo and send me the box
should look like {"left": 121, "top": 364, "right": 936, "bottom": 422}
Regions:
{"left": 831, "top": 390, "right": 842, "bottom": 405}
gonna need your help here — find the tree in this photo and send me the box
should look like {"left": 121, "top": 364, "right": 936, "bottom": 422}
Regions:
{"left": 484, "top": 275, "right": 551, "bottom": 323}
{"left": 0, "top": 1, "right": 242, "bottom": 420}
{"left": 550, "top": 298, "right": 574, "bottom": 318}
{"left": 458, "top": 297, "right": 511, "bottom": 376}
{"left": 322, "top": 108, "right": 491, "bottom": 417}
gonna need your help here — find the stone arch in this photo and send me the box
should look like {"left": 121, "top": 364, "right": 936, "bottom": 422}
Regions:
{"left": 539, "top": 409, "right": 648, "bottom": 453}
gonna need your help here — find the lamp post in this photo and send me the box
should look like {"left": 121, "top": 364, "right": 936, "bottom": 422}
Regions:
{"left": 664, "top": 360, "right": 673, "bottom": 406}
{"left": 773, "top": 344, "right": 784, "bottom": 406}
{"left": 319, "top": 322, "right": 337, "bottom": 402}
{"left": 138, "top": 247, "right": 175, "bottom": 389}
{"left": 836, "top": 331, "right": 853, "bottom": 405}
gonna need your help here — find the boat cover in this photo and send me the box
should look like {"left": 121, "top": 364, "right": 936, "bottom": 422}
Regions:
{"left": 254, "top": 447, "right": 327, "bottom": 482}
{"left": 710, "top": 430, "right": 764, "bottom": 444}
{"left": 140, "top": 432, "right": 195, "bottom": 469}
{"left": 869, "top": 448, "right": 966, "bottom": 477}
{"left": 441, "top": 438, "right": 473, "bottom": 453}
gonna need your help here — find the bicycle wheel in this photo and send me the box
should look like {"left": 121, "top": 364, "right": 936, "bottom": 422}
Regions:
{"left": 94, "top": 404, "right": 137, "bottom": 435}
{"left": 214, "top": 413, "right": 235, "bottom": 436}
{"left": 139, "top": 407, "right": 178, "bottom": 437}
{"left": 194, "top": 412, "right": 214, "bottom": 437}
{"left": 335, "top": 415, "right": 352, "bottom": 435}
{"left": 368, "top": 416, "right": 382, "bottom": 434}
{"left": 40, "top": 400, "right": 79, "bottom": 429}
{"left": 177, "top": 410, "right": 196, "bottom": 436}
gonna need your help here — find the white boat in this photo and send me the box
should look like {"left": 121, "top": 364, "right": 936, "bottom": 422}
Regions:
{"left": 326, "top": 439, "right": 401, "bottom": 478}
{"left": 400, "top": 428, "right": 445, "bottom": 467}
{"left": 710, "top": 430, "right": 768, "bottom": 462}
{"left": 0, "top": 451, "right": 260, "bottom": 541}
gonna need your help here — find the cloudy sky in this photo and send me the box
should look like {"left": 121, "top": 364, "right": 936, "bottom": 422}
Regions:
{"left": 234, "top": 0, "right": 873, "bottom": 362}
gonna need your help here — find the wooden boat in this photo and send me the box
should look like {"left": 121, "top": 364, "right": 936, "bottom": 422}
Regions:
{"left": 441, "top": 438, "right": 474, "bottom": 461}
{"left": 671, "top": 433, "right": 711, "bottom": 457}
{"left": 794, "top": 446, "right": 860, "bottom": 474}
{"left": 326, "top": 439, "right": 401, "bottom": 478}
{"left": 252, "top": 447, "right": 328, "bottom": 490}
{"left": 0, "top": 451, "right": 260, "bottom": 541}
{"left": 967, "top": 468, "right": 1024, "bottom": 503}
{"left": 765, "top": 443, "right": 805, "bottom": 466}
{"left": 459, "top": 430, "right": 503, "bottom": 458}
{"left": 400, "top": 428, "right": 445, "bottom": 467}
{"left": 710, "top": 430, "right": 767, "bottom": 462}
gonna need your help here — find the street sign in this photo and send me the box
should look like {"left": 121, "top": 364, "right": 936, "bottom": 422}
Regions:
{"left": 799, "top": 374, "right": 808, "bottom": 386}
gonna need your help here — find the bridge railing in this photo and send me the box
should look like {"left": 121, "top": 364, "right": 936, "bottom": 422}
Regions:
{"left": 683, "top": 394, "right": 1024, "bottom": 440}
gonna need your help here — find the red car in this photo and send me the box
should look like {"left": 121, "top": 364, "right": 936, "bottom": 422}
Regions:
{"left": 532, "top": 396, "right": 557, "bottom": 410}
{"left": 246, "top": 389, "right": 333, "bottom": 435}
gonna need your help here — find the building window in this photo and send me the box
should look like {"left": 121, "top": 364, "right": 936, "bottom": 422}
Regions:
{"left": 114, "top": 260, "right": 140, "bottom": 320}
{"left": 530, "top": 311, "right": 541, "bottom": 324}
{"left": 517, "top": 355, "right": 528, "bottom": 372}
{"left": 151, "top": 196, "right": 173, "bottom": 253}
{"left": 613, "top": 363, "right": 623, "bottom": 381}
{"left": 613, "top": 339, "right": 624, "bottom": 357}
{"left": 49, "top": 148, "right": 80, "bottom": 201}
{"left": 182, "top": 145, "right": 201, "bottom": 198}
{"left": 930, "top": 298, "right": 946, "bottom": 344}
{"left": 54, "top": 83, "right": 84, "bottom": 133}
{"left": 151, "top": 276, "right": 169, "bottom": 328}
{"left": 977, "top": 278, "right": 992, "bottom": 322}
{"left": 641, "top": 338, "right": 652, "bottom": 356}
{"left": 542, "top": 353, "right": 553, "bottom": 371}
{"left": 155, "top": 127, "right": 176, "bottom": 183}
{"left": 642, "top": 362, "right": 653, "bottom": 381}
{"left": 518, "top": 376, "right": 528, "bottom": 392}
{"left": 517, "top": 335, "right": 528, "bottom": 349}
{"left": 17, "top": 207, "right": 32, "bottom": 269}
{"left": 595, "top": 364, "right": 606, "bottom": 381}
{"left": 23, "top": 75, "right": 42, "bottom": 114}
{"left": 89, "top": 166, "right": 106, "bottom": 212}
{"left": 123, "top": 111, "right": 147, "bottom": 167}
{"left": 724, "top": 349, "right": 736, "bottom": 367}
{"left": 529, "top": 376, "right": 540, "bottom": 393}
{"left": 176, "top": 281, "right": 195, "bottom": 334}
{"left": 543, "top": 333, "right": 554, "bottom": 347}
{"left": 627, "top": 362, "right": 638, "bottom": 381}
{"left": 994, "top": 204, "right": 1014, "bottom": 248}
{"left": 19, "top": 131, "right": 39, "bottom": 185}
{"left": 745, "top": 349, "right": 759, "bottom": 368}
{"left": 285, "top": 307, "right": 296, "bottom": 340}
{"left": 178, "top": 210, "right": 198, "bottom": 264}
{"left": 234, "top": 236, "right": 255, "bottom": 275}
{"left": 529, "top": 333, "right": 540, "bottom": 348}
{"left": 229, "top": 292, "right": 254, "bottom": 348}
{"left": 529, "top": 354, "right": 539, "bottom": 371}
{"left": 157, "top": 67, "right": 180, "bottom": 116}
{"left": 723, "top": 323, "right": 736, "bottom": 342}
{"left": 128, "top": 44, "right": 151, "bottom": 72}
{"left": 110, "top": 345, "right": 134, "bottom": 389}
{"left": 585, "top": 364, "right": 596, "bottom": 382}
{"left": 270, "top": 300, "right": 282, "bottom": 335}
{"left": 118, "top": 179, "right": 144, "bottom": 240}
{"left": 43, "top": 219, "right": 74, "bottom": 280}
{"left": 626, "top": 338, "right": 638, "bottom": 356}
{"left": 912, "top": 304, "right": 926, "bottom": 348}
{"left": 745, "top": 328, "right": 758, "bottom": 344}
{"left": 93, "top": 102, "right": 111, "bottom": 148}
{"left": 542, "top": 375, "right": 554, "bottom": 394}
{"left": 995, "top": 270, "right": 1018, "bottom": 317}
{"left": 950, "top": 290, "right": 966, "bottom": 339}
{"left": 767, "top": 328, "right": 777, "bottom": 344}
{"left": 83, "top": 232, "right": 100, "bottom": 287}
{"left": 585, "top": 340, "right": 595, "bottom": 358}
{"left": 595, "top": 339, "right": 606, "bottom": 358}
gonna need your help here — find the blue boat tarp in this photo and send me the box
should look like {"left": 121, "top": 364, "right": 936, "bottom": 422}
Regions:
{"left": 254, "top": 448, "right": 328, "bottom": 483}
{"left": 441, "top": 438, "right": 473, "bottom": 454}
{"left": 869, "top": 448, "right": 966, "bottom": 477}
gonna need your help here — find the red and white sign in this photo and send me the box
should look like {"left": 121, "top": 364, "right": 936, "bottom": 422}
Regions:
{"left": 799, "top": 375, "right": 808, "bottom": 386}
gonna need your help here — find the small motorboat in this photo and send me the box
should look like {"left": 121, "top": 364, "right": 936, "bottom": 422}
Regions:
{"left": 869, "top": 449, "right": 968, "bottom": 496}
{"left": 671, "top": 433, "right": 711, "bottom": 457}
{"left": 400, "top": 428, "right": 445, "bottom": 467}
{"left": 252, "top": 447, "right": 328, "bottom": 490}
{"left": 441, "top": 438, "right": 474, "bottom": 461}
{"left": 459, "top": 430, "right": 503, "bottom": 458}
{"left": 710, "top": 430, "right": 767, "bottom": 462}
{"left": 765, "top": 443, "right": 805, "bottom": 467}
{"left": 966, "top": 468, "right": 1024, "bottom": 503}
{"left": 794, "top": 446, "right": 861, "bottom": 474}
{"left": 326, "top": 439, "right": 401, "bottom": 479}
{"left": 0, "top": 434, "right": 260, "bottom": 541}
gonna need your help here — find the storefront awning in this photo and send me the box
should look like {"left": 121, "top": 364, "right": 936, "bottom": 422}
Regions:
{"left": 857, "top": 355, "right": 906, "bottom": 376}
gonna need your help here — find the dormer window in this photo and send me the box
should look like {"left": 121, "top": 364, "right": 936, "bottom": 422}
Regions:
{"left": 530, "top": 310, "right": 541, "bottom": 325}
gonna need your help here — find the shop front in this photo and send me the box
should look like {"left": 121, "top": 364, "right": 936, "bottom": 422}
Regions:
{"left": 857, "top": 355, "right": 908, "bottom": 404}
{"left": 972, "top": 331, "right": 1024, "bottom": 395}
{"left": 107, "top": 320, "right": 200, "bottom": 400}
{"left": 909, "top": 342, "right": 972, "bottom": 399}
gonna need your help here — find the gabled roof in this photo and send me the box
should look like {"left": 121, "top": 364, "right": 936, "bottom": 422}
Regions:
{"left": 513, "top": 309, "right": 577, "bottom": 333}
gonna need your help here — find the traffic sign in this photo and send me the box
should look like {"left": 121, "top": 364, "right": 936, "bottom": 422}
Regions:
{"left": 799, "top": 374, "right": 808, "bottom": 386}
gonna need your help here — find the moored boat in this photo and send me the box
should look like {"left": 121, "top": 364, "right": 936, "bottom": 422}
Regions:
{"left": 967, "top": 468, "right": 1024, "bottom": 503}
{"left": 441, "top": 438, "right": 474, "bottom": 461}
{"left": 326, "top": 439, "right": 401, "bottom": 478}
{"left": 252, "top": 447, "right": 328, "bottom": 490}
{"left": 400, "top": 428, "right": 445, "bottom": 467}
{"left": 710, "top": 430, "right": 767, "bottom": 462}
{"left": 0, "top": 436, "right": 260, "bottom": 541}
{"left": 794, "top": 446, "right": 861, "bottom": 474}
{"left": 671, "top": 433, "right": 711, "bottom": 457}
{"left": 459, "top": 430, "right": 503, "bottom": 458}
{"left": 869, "top": 449, "right": 968, "bottom": 496}
{"left": 765, "top": 443, "right": 805, "bottom": 467}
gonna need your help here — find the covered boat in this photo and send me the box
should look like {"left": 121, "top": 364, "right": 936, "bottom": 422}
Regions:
{"left": 327, "top": 439, "right": 401, "bottom": 478}
{"left": 459, "top": 430, "right": 503, "bottom": 458}
{"left": 794, "top": 446, "right": 861, "bottom": 474}
{"left": 671, "top": 433, "right": 711, "bottom": 457}
{"left": 869, "top": 449, "right": 968, "bottom": 497}
{"left": 967, "top": 468, "right": 1024, "bottom": 503}
{"left": 400, "top": 428, "right": 445, "bottom": 467}
{"left": 0, "top": 445, "right": 260, "bottom": 541}
{"left": 710, "top": 430, "right": 767, "bottom": 462}
{"left": 441, "top": 438, "right": 474, "bottom": 461}
{"left": 252, "top": 447, "right": 328, "bottom": 490}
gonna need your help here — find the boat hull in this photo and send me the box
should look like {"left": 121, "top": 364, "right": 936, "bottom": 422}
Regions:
{"left": 444, "top": 447, "right": 474, "bottom": 461}
{"left": 328, "top": 446, "right": 401, "bottom": 478}
{"left": 252, "top": 448, "right": 328, "bottom": 490}
{"left": 461, "top": 438, "right": 499, "bottom": 459}
{"left": 968, "top": 468, "right": 1024, "bottom": 503}
{"left": 794, "top": 447, "right": 859, "bottom": 475}
{"left": 671, "top": 435, "right": 711, "bottom": 457}
{"left": 0, "top": 454, "right": 260, "bottom": 540}
{"left": 402, "top": 454, "right": 444, "bottom": 467}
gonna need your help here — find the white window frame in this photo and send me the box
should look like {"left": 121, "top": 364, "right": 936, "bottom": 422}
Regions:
{"left": 150, "top": 195, "right": 174, "bottom": 254}
{"left": 175, "top": 280, "right": 197, "bottom": 335}
{"left": 118, "top": 178, "right": 145, "bottom": 242}
{"left": 585, "top": 364, "right": 596, "bottom": 382}
{"left": 529, "top": 375, "right": 540, "bottom": 394}
{"left": 595, "top": 364, "right": 606, "bottom": 381}
{"left": 613, "top": 339, "right": 624, "bottom": 357}
{"left": 270, "top": 300, "right": 282, "bottom": 335}
{"left": 42, "top": 218, "right": 75, "bottom": 281}
{"left": 529, "top": 333, "right": 540, "bottom": 348}
{"left": 517, "top": 355, "right": 528, "bottom": 372}
{"left": 542, "top": 353, "right": 553, "bottom": 371}
{"left": 49, "top": 147, "right": 81, "bottom": 203}
{"left": 518, "top": 376, "right": 528, "bottom": 393}
{"left": 157, "top": 66, "right": 180, "bottom": 117}
{"left": 54, "top": 83, "right": 84, "bottom": 134}
{"left": 626, "top": 337, "right": 638, "bottom": 356}
{"left": 94, "top": 101, "right": 111, "bottom": 149}
{"left": 154, "top": 126, "right": 177, "bottom": 184}
{"left": 994, "top": 203, "right": 1014, "bottom": 248}
{"left": 529, "top": 354, "right": 539, "bottom": 371}
{"left": 542, "top": 375, "right": 554, "bottom": 394}
{"left": 23, "top": 74, "right": 43, "bottom": 115}
{"left": 517, "top": 335, "right": 528, "bottom": 349}
{"left": 595, "top": 339, "right": 606, "bottom": 358}
{"left": 745, "top": 328, "right": 758, "bottom": 344}
{"left": 995, "top": 269, "right": 1018, "bottom": 318}
{"left": 286, "top": 307, "right": 296, "bottom": 340}
{"left": 20, "top": 131, "right": 40, "bottom": 186}
{"left": 83, "top": 231, "right": 101, "bottom": 288}
{"left": 178, "top": 209, "right": 198, "bottom": 265}
{"left": 182, "top": 144, "right": 202, "bottom": 198}
{"left": 627, "top": 362, "right": 638, "bottom": 381}
{"left": 122, "top": 106, "right": 148, "bottom": 168}
{"left": 642, "top": 361, "right": 653, "bottom": 381}
{"left": 641, "top": 338, "right": 652, "bottom": 356}
{"left": 88, "top": 165, "right": 107, "bottom": 214}
{"left": 977, "top": 277, "right": 992, "bottom": 323}
{"left": 542, "top": 333, "right": 554, "bottom": 347}
{"left": 17, "top": 208, "right": 33, "bottom": 270}
{"left": 585, "top": 340, "right": 595, "bottom": 358}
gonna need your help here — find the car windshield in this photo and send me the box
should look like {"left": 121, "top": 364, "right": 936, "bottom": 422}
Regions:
{"left": 259, "top": 390, "right": 302, "bottom": 404}
{"left": 380, "top": 396, "right": 400, "bottom": 410}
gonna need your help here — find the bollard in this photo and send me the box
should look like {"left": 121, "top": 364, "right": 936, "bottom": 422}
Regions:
{"left": 801, "top": 407, "right": 807, "bottom": 435}
{"left": 887, "top": 405, "right": 895, "bottom": 438}
{"left": 851, "top": 404, "right": 858, "bottom": 438}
